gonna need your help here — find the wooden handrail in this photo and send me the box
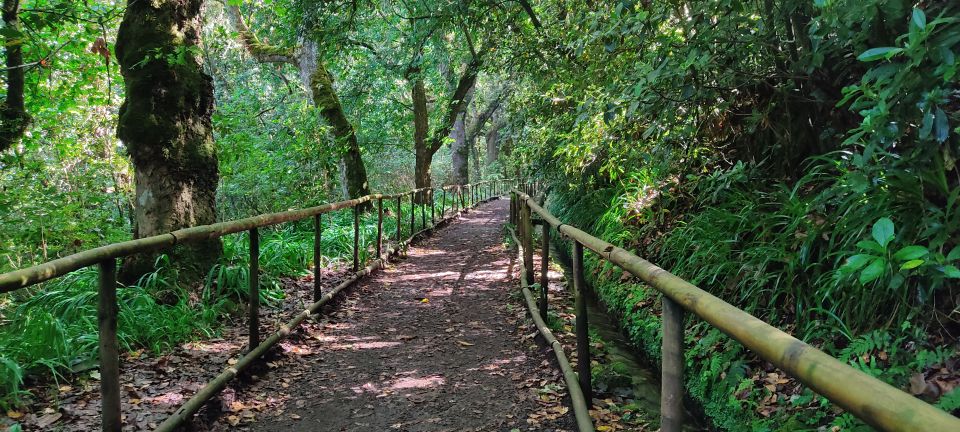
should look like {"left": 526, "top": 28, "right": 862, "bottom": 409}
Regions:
{"left": 0, "top": 179, "right": 512, "bottom": 432}
{"left": 512, "top": 188, "right": 960, "bottom": 432}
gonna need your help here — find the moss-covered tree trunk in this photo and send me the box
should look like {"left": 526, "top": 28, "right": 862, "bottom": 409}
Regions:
{"left": 0, "top": 0, "right": 30, "bottom": 153}
{"left": 115, "top": 0, "right": 221, "bottom": 283}
{"left": 485, "top": 111, "right": 500, "bottom": 166}
{"left": 412, "top": 75, "right": 431, "bottom": 203}
{"left": 226, "top": 7, "right": 370, "bottom": 208}
{"left": 449, "top": 112, "right": 470, "bottom": 185}
{"left": 299, "top": 39, "right": 371, "bottom": 209}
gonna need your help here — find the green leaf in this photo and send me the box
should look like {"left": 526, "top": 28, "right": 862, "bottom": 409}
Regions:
{"left": 920, "top": 110, "right": 934, "bottom": 139}
{"left": 842, "top": 254, "right": 875, "bottom": 272}
{"left": 900, "top": 259, "right": 924, "bottom": 270}
{"left": 859, "top": 258, "right": 886, "bottom": 284}
{"left": 947, "top": 246, "right": 960, "bottom": 262}
{"left": 912, "top": 8, "right": 927, "bottom": 30}
{"left": 935, "top": 107, "right": 949, "bottom": 143}
{"left": 872, "top": 218, "right": 895, "bottom": 248}
{"left": 943, "top": 265, "right": 960, "bottom": 279}
{"left": 857, "top": 47, "right": 903, "bottom": 62}
{"left": 893, "top": 245, "right": 928, "bottom": 261}
{"left": 856, "top": 240, "right": 885, "bottom": 254}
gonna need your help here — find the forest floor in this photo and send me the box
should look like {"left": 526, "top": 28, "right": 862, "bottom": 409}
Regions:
{"left": 6, "top": 198, "right": 580, "bottom": 431}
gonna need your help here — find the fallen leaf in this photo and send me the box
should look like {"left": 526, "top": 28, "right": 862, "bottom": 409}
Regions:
{"left": 6, "top": 410, "right": 24, "bottom": 419}
{"left": 36, "top": 412, "right": 62, "bottom": 428}
{"left": 457, "top": 340, "right": 475, "bottom": 347}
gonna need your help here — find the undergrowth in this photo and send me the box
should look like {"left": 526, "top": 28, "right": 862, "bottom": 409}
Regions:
{"left": 544, "top": 162, "right": 960, "bottom": 430}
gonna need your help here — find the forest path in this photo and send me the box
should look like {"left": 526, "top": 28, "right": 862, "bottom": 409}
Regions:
{"left": 211, "top": 199, "right": 573, "bottom": 431}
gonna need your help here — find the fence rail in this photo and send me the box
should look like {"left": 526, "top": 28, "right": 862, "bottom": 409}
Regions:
{"left": 510, "top": 188, "right": 960, "bottom": 432}
{"left": 0, "top": 179, "right": 511, "bottom": 432}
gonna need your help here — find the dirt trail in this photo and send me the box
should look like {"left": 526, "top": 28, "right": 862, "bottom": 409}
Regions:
{"left": 210, "top": 198, "right": 573, "bottom": 432}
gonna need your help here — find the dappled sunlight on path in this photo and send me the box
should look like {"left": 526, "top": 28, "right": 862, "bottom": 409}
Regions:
{"left": 203, "top": 199, "right": 573, "bottom": 432}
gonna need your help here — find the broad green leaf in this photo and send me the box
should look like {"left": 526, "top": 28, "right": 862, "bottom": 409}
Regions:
{"left": 859, "top": 258, "right": 886, "bottom": 284}
{"left": 889, "top": 273, "right": 905, "bottom": 290}
{"left": 912, "top": 8, "right": 926, "bottom": 30}
{"left": 857, "top": 47, "right": 903, "bottom": 62}
{"left": 935, "top": 108, "right": 949, "bottom": 143}
{"left": 947, "top": 246, "right": 960, "bottom": 262}
{"left": 920, "top": 111, "right": 934, "bottom": 139}
{"left": 899, "top": 259, "right": 924, "bottom": 270}
{"left": 872, "top": 218, "right": 895, "bottom": 248}
{"left": 856, "top": 240, "right": 885, "bottom": 254}
{"left": 944, "top": 265, "right": 960, "bottom": 279}
{"left": 893, "top": 245, "right": 928, "bottom": 261}
{"left": 842, "top": 254, "right": 874, "bottom": 272}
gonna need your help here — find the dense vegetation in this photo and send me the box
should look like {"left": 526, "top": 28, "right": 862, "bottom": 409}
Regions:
{"left": 0, "top": 0, "right": 958, "bottom": 430}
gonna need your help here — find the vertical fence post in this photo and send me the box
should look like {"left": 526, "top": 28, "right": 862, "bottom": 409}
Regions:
{"left": 540, "top": 220, "right": 550, "bottom": 321}
{"left": 353, "top": 207, "right": 360, "bottom": 272}
{"left": 572, "top": 241, "right": 592, "bottom": 405}
{"left": 314, "top": 215, "right": 322, "bottom": 302}
{"left": 521, "top": 200, "right": 535, "bottom": 286}
{"left": 441, "top": 189, "right": 447, "bottom": 219}
{"left": 249, "top": 228, "right": 260, "bottom": 350}
{"left": 421, "top": 194, "right": 426, "bottom": 230}
{"left": 376, "top": 198, "right": 383, "bottom": 260}
{"left": 431, "top": 189, "right": 436, "bottom": 226}
{"left": 409, "top": 192, "right": 415, "bottom": 237}
{"left": 396, "top": 196, "right": 402, "bottom": 242}
{"left": 98, "top": 259, "right": 120, "bottom": 432}
{"left": 454, "top": 187, "right": 459, "bottom": 213}
{"left": 661, "top": 297, "right": 685, "bottom": 432}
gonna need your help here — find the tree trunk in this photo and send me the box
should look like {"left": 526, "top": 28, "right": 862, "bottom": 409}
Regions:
{"left": 412, "top": 75, "right": 431, "bottom": 203}
{"left": 0, "top": 0, "right": 30, "bottom": 153}
{"left": 115, "top": 0, "right": 221, "bottom": 284}
{"left": 450, "top": 112, "right": 469, "bottom": 185}
{"left": 485, "top": 111, "right": 500, "bottom": 166}
{"left": 299, "top": 39, "right": 371, "bottom": 208}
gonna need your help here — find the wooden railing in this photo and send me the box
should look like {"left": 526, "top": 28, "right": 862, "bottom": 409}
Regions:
{"left": 0, "top": 179, "right": 511, "bottom": 432}
{"left": 510, "top": 188, "right": 960, "bottom": 432}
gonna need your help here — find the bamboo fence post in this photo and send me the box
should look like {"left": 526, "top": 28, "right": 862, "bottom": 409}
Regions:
{"left": 572, "top": 241, "right": 592, "bottom": 406}
{"left": 441, "top": 189, "right": 447, "bottom": 219}
{"left": 396, "top": 196, "right": 402, "bottom": 242}
{"left": 540, "top": 220, "right": 550, "bottom": 321}
{"left": 409, "top": 192, "right": 415, "bottom": 237}
{"left": 313, "top": 215, "right": 322, "bottom": 302}
{"left": 521, "top": 201, "right": 534, "bottom": 285}
{"left": 431, "top": 189, "right": 436, "bottom": 225}
{"left": 353, "top": 207, "right": 360, "bottom": 272}
{"left": 421, "top": 195, "right": 426, "bottom": 230}
{"left": 376, "top": 198, "right": 383, "bottom": 260}
{"left": 661, "top": 297, "right": 685, "bottom": 432}
{"left": 249, "top": 227, "right": 260, "bottom": 350}
{"left": 98, "top": 259, "right": 120, "bottom": 432}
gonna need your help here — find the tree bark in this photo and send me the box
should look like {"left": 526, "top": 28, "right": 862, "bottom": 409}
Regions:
{"left": 0, "top": 0, "right": 29, "bottom": 153}
{"left": 485, "top": 110, "right": 500, "bottom": 166}
{"left": 412, "top": 74, "right": 431, "bottom": 203}
{"left": 450, "top": 111, "right": 469, "bottom": 185}
{"left": 227, "top": 6, "right": 370, "bottom": 208}
{"left": 298, "top": 39, "right": 371, "bottom": 207}
{"left": 116, "top": 0, "right": 221, "bottom": 283}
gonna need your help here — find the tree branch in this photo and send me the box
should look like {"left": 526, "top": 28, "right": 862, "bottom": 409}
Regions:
{"left": 226, "top": 4, "right": 298, "bottom": 65}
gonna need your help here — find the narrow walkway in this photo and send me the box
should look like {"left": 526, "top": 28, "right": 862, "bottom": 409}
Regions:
{"left": 215, "top": 199, "right": 573, "bottom": 431}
